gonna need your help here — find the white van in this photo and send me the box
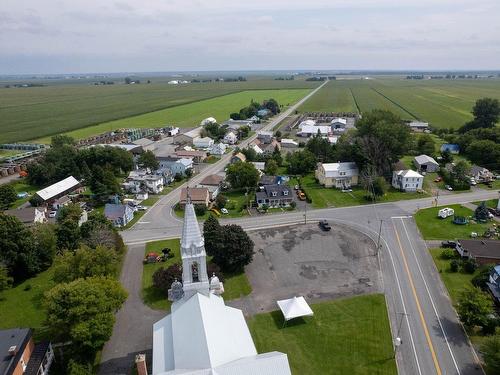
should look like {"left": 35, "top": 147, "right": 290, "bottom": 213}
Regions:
{"left": 438, "top": 207, "right": 454, "bottom": 219}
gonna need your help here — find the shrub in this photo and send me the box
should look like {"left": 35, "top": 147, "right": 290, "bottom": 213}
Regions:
{"left": 152, "top": 264, "right": 182, "bottom": 293}
{"left": 463, "top": 259, "right": 478, "bottom": 274}
{"left": 482, "top": 316, "right": 498, "bottom": 335}
{"left": 194, "top": 204, "right": 207, "bottom": 216}
{"left": 450, "top": 259, "right": 460, "bottom": 272}
{"left": 290, "top": 201, "right": 297, "bottom": 209}
{"left": 472, "top": 265, "right": 495, "bottom": 289}
{"left": 440, "top": 249, "right": 457, "bottom": 260}
{"left": 215, "top": 194, "right": 227, "bottom": 208}
{"left": 480, "top": 335, "right": 500, "bottom": 374}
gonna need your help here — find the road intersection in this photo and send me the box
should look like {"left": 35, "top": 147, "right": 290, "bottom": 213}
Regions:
{"left": 108, "top": 84, "right": 499, "bottom": 374}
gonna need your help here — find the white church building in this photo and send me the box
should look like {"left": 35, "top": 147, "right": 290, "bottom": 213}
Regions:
{"left": 152, "top": 196, "right": 292, "bottom": 375}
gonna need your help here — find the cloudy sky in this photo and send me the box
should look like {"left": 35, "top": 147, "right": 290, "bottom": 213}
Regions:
{"left": 1, "top": 0, "right": 499, "bottom": 74}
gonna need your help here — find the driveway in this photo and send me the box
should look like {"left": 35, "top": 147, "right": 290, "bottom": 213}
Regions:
{"left": 228, "top": 223, "right": 382, "bottom": 315}
{"left": 99, "top": 244, "right": 164, "bottom": 375}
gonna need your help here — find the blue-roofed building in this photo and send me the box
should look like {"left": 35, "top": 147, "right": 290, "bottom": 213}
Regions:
{"left": 487, "top": 265, "right": 500, "bottom": 304}
{"left": 104, "top": 203, "right": 134, "bottom": 227}
{"left": 440, "top": 143, "right": 460, "bottom": 154}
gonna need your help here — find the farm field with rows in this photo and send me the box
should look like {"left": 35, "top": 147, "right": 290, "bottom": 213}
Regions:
{"left": 0, "top": 78, "right": 318, "bottom": 143}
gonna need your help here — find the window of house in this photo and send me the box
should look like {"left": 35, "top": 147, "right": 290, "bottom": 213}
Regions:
{"left": 272, "top": 191, "right": 277, "bottom": 197}
{"left": 283, "top": 191, "right": 288, "bottom": 196}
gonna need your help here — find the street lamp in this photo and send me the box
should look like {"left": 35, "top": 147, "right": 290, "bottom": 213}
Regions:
{"left": 393, "top": 337, "right": 402, "bottom": 359}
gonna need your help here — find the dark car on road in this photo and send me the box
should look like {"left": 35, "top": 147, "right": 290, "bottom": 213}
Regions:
{"left": 441, "top": 240, "right": 456, "bottom": 248}
{"left": 319, "top": 220, "right": 331, "bottom": 231}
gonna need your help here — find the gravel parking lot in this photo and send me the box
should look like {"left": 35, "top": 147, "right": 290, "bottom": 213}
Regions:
{"left": 229, "top": 223, "right": 383, "bottom": 315}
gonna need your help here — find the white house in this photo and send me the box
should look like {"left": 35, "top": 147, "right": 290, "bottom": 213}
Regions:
{"left": 193, "top": 137, "right": 214, "bottom": 149}
{"left": 250, "top": 144, "right": 264, "bottom": 155}
{"left": 157, "top": 157, "right": 193, "bottom": 176}
{"left": 331, "top": 117, "right": 347, "bottom": 130}
{"left": 280, "top": 138, "right": 298, "bottom": 148}
{"left": 223, "top": 131, "right": 238, "bottom": 145}
{"left": 315, "top": 162, "right": 359, "bottom": 188}
{"left": 392, "top": 169, "right": 424, "bottom": 192}
{"left": 152, "top": 199, "right": 291, "bottom": 375}
{"left": 209, "top": 143, "right": 227, "bottom": 156}
{"left": 297, "top": 125, "right": 331, "bottom": 137}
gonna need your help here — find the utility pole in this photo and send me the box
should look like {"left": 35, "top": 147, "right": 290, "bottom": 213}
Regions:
{"left": 304, "top": 199, "right": 307, "bottom": 224}
{"left": 376, "top": 219, "right": 383, "bottom": 255}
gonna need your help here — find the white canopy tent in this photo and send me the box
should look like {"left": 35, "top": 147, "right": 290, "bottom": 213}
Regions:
{"left": 277, "top": 296, "right": 314, "bottom": 326}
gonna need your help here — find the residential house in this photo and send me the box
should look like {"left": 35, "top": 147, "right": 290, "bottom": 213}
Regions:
{"left": 251, "top": 162, "right": 266, "bottom": 172}
{"left": 104, "top": 203, "right": 134, "bottom": 227}
{"left": 250, "top": 144, "right": 264, "bottom": 155}
{"left": 4, "top": 207, "right": 46, "bottom": 225}
{"left": 157, "top": 156, "right": 193, "bottom": 176}
{"left": 0, "top": 328, "right": 54, "bottom": 375}
{"left": 315, "top": 162, "right": 359, "bottom": 188}
{"left": 193, "top": 137, "right": 215, "bottom": 149}
{"left": 487, "top": 265, "right": 500, "bottom": 304}
{"left": 330, "top": 117, "right": 347, "bottom": 130}
{"left": 175, "top": 150, "right": 207, "bottom": 163}
{"left": 223, "top": 131, "right": 238, "bottom": 145}
{"left": 255, "top": 184, "right": 293, "bottom": 208}
{"left": 456, "top": 239, "right": 500, "bottom": 265}
{"left": 414, "top": 154, "right": 439, "bottom": 173}
{"left": 34, "top": 175, "right": 81, "bottom": 204}
{"left": 142, "top": 175, "right": 164, "bottom": 194}
{"left": 440, "top": 143, "right": 460, "bottom": 154}
{"left": 260, "top": 139, "right": 281, "bottom": 155}
{"left": 198, "top": 175, "right": 224, "bottom": 199}
{"left": 248, "top": 115, "right": 260, "bottom": 123}
{"left": 230, "top": 152, "right": 246, "bottom": 164}
{"left": 51, "top": 195, "right": 71, "bottom": 210}
{"left": 257, "top": 131, "right": 273, "bottom": 144}
{"left": 281, "top": 138, "right": 298, "bottom": 148}
{"left": 392, "top": 170, "right": 424, "bottom": 192}
{"left": 407, "top": 121, "right": 429, "bottom": 132}
{"left": 136, "top": 191, "right": 149, "bottom": 200}
{"left": 223, "top": 119, "right": 254, "bottom": 131}
{"left": 179, "top": 187, "right": 210, "bottom": 207}
{"left": 174, "top": 127, "right": 202, "bottom": 145}
{"left": 209, "top": 143, "right": 227, "bottom": 156}
{"left": 123, "top": 171, "right": 164, "bottom": 194}
{"left": 470, "top": 165, "right": 494, "bottom": 182}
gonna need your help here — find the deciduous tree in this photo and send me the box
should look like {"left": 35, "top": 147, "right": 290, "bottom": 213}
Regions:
{"left": 211, "top": 224, "right": 254, "bottom": 272}
{"left": 138, "top": 150, "right": 159, "bottom": 171}
{"left": 0, "top": 184, "right": 17, "bottom": 210}
{"left": 226, "top": 162, "right": 259, "bottom": 189}
{"left": 457, "top": 287, "right": 493, "bottom": 328}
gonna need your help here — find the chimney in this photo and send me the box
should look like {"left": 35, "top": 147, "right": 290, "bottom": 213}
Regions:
{"left": 135, "top": 354, "right": 148, "bottom": 375}
{"left": 8, "top": 346, "right": 17, "bottom": 356}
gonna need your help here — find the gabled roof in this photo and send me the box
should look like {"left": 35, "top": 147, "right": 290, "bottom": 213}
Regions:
{"left": 200, "top": 175, "right": 223, "bottom": 186}
{"left": 394, "top": 169, "right": 423, "bottom": 178}
{"left": 180, "top": 187, "right": 209, "bottom": 203}
{"left": 414, "top": 154, "right": 438, "bottom": 165}
{"left": 0, "top": 328, "right": 32, "bottom": 375}
{"left": 4, "top": 207, "right": 42, "bottom": 223}
{"left": 232, "top": 153, "right": 246, "bottom": 162}
{"left": 35, "top": 176, "right": 80, "bottom": 201}
{"left": 459, "top": 239, "right": 500, "bottom": 259}
{"left": 331, "top": 117, "right": 347, "bottom": 125}
{"left": 104, "top": 203, "right": 130, "bottom": 219}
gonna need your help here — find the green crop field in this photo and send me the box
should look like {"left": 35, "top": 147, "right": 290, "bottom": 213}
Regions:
{"left": 0, "top": 79, "right": 318, "bottom": 143}
{"left": 36, "top": 89, "right": 311, "bottom": 142}
{"left": 298, "top": 78, "right": 500, "bottom": 129}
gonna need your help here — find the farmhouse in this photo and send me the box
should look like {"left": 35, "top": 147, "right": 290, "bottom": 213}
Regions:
{"left": 315, "top": 162, "right": 359, "bottom": 188}
{"left": 179, "top": 187, "right": 210, "bottom": 207}
{"left": 152, "top": 200, "right": 291, "bottom": 375}
{"left": 255, "top": 184, "right": 293, "bottom": 208}
{"left": 414, "top": 154, "right": 439, "bottom": 173}
{"left": 223, "top": 131, "right": 238, "bottom": 145}
{"left": 391, "top": 169, "right": 423, "bottom": 192}
{"left": 456, "top": 239, "right": 500, "bottom": 265}
{"left": 34, "top": 176, "right": 81, "bottom": 204}
{"left": 407, "top": 121, "right": 429, "bottom": 132}
{"left": 4, "top": 207, "right": 46, "bottom": 225}
{"left": 104, "top": 203, "right": 134, "bottom": 227}
{"left": 0, "top": 328, "right": 54, "bottom": 375}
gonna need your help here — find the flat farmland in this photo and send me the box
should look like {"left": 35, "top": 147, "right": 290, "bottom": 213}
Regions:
{"left": 299, "top": 78, "right": 500, "bottom": 128}
{"left": 0, "top": 79, "right": 318, "bottom": 143}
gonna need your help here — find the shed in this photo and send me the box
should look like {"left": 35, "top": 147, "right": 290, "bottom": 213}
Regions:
{"left": 277, "top": 296, "right": 314, "bottom": 323}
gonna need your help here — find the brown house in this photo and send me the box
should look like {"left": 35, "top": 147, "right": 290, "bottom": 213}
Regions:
{"left": 175, "top": 150, "right": 207, "bottom": 163}
{"left": 179, "top": 187, "right": 210, "bottom": 207}
{"left": 456, "top": 239, "right": 500, "bottom": 265}
{"left": 0, "top": 328, "right": 53, "bottom": 375}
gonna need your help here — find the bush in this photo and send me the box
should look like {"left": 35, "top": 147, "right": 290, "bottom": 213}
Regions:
{"left": 481, "top": 335, "right": 500, "bottom": 374}
{"left": 450, "top": 259, "right": 460, "bottom": 272}
{"left": 67, "top": 359, "right": 93, "bottom": 375}
{"left": 215, "top": 194, "right": 227, "bottom": 209}
{"left": 472, "top": 265, "right": 495, "bottom": 289}
{"left": 440, "top": 249, "right": 457, "bottom": 260}
{"left": 152, "top": 264, "right": 182, "bottom": 293}
{"left": 482, "top": 316, "right": 498, "bottom": 335}
{"left": 463, "top": 259, "right": 478, "bottom": 274}
{"left": 290, "top": 201, "right": 297, "bottom": 209}
{"left": 194, "top": 204, "right": 207, "bottom": 216}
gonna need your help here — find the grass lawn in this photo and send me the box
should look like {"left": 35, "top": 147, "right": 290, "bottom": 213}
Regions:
{"left": 8, "top": 179, "right": 38, "bottom": 208}
{"left": 293, "top": 174, "right": 427, "bottom": 209}
{"left": 473, "top": 199, "right": 498, "bottom": 209}
{"left": 414, "top": 204, "right": 494, "bottom": 240}
{"left": 141, "top": 239, "right": 252, "bottom": 310}
{"left": 139, "top": 196, "right": 159, "bottom": 206}
{"left": 248, "top": 294, "right": 397, "bottom": 375}
{"left": 0, "top": 267, "right": 54, "bottom": 336}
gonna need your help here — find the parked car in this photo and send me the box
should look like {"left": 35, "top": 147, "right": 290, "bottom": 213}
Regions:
{"left": 487, "top": 208, "right": 500, "bottom": 216}
{"left": 48, "top": 211, "right": 57, "bottom": 218}
{"left": 445, "top": 185, "right": 453, "bottom": 191}
{"left": 434, "top": 176, "right": 442, "bottom": 182}
{"left": 294, "top": 185, "right": 299, "bottom": 190}
{"left": 220, "top": 208, "right": 229, "bottom": 214}
{"left": 319, "top": 220, "right": 331, "bottom": 231}
{"left": 137, "top": 205, "right": 146, "bottom": 211}
{"left": 341, "top": 188, "right": 353, "bottom": 193}
{"left": 441, "top": 240, "right": 456, "bottom": 248}
{"left": 297, "top": 191, "right": 306, "bottom": 201}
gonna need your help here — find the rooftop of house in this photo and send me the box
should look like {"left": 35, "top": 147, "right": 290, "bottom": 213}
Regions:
{"left": 258, "top": 131, "right": 273, "bottom": 137}
{"left": 180, "top": 187, "right": 209, "bottom": 202}
{"left": 414, "top": 154, "right": 438, "bottom": 165}
{"left": 0, "top": 328, "right": 32, "bottom": 375}
{"left": 199, "top": 175, "right": 223, "bottom": 186}
{"left": 320, "top": 162, "right": 358, "bottom": 173}
{"left": 232, "top": 152, "right": 246, "bottom": 162}
{"left": 394, "top": 169, "right": 423, "bottom": 178}
{"left": 251, "top": 161, "right": 266, "bottom": 170}
{"left": 256, "top": 184, "right": 292, "bottom": 200}
{"left": 259, "top": 175, "right": 277, "bottom": 185}
{"left": 459, "top": 239, "right": 500, "bottom": 259}
{"left": 470, "top": 165, "right": 490, "bottom": 175}
{"left": 104, "top": 203, "right": 130, "bottom": 219}
{"left": 175, "top": 150, "right": 207, "bottom": 157}
{"left": 4, "top": 207, "right": 43, "bottom": 223}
